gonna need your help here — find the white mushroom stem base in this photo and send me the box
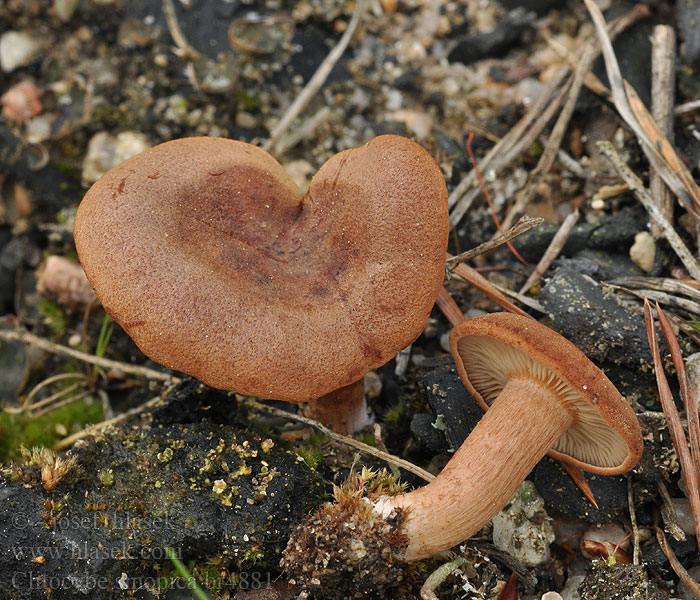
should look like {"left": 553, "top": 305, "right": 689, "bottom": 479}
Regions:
{"left": 374, "top": 376, "right": 574, "bottom": 561}
{"left": 307, "top": 379, "right": 372, "bottom": 435}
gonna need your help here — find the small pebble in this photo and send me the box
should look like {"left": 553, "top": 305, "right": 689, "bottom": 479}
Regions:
{"left": 82, "top": 131, "right": 151, "bottom": 185}
{"left": 1, "top": 80, "right": 42, "bottom": 124}
{"left": 0, "top": 31, "right": 45, "bottom": 72}
{"left": 36, "top": 255, "right": 96, "bottom": 312}
{"left": 439, "top": 331, "right": 450, "bottom": 352}
{"left": 559, "top": 574, "right": 586, "bottom": 600}
{"left": 492, "top": 480, "right": 555, "bottom": 566}
{"left": 364, "top": 371, "right": 382, "bottom": 399}
{"left": 629, "top": 231, "right": 655, "bottom": 272}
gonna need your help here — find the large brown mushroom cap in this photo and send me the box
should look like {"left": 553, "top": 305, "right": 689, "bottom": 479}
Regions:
{"left": 449, "top": 312, "right": 643, "bottom": 474}
{"left": 75, "top": 135, "right": 448, "bottom": 402}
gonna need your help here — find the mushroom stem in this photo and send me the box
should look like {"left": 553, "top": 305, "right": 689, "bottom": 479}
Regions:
{"left": 375, "top": 376, "right": 574, "bottom": 561}
{"left": 307, "top": 379, "right": 370, "bottom": 434}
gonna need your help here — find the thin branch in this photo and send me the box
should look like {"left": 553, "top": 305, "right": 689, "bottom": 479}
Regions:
{"left": 650, "top": 25, "right": 676, "bottom": 237}
{"left": 162, "top": 0, "right": 202, "bottom": 60}
{"left": 519, "top": 209, "right": 579, "bottom": 295}
{"left": 597, "top": 141, "right": 700, "bottom": 282}
{"left": 606, "top": 277, "right": 700, "bottom": 303}
{"left": 656, "top": 526, "right": 700, "bottom": 599}
{"left": 420, "top": 557, "right": 468, "bottom": 600}
{"left": 53, "top": 393, "right": 167, "bottom": 450}
{"left": 263, "top": 0, "right": 367, "bottom": 154}
{"left": 644, "top": 299, "right": 700, "bottom": 550}
{"left": 446, "top": 216, "right": 543, "bottom": 271}
{"left": 627, "top": 477, "right": 640, "bottom": 565}
{"left": 675, "top": 99, "right": 700, "bottom": 115}
{"left": 239, "top": 396, "right": 435, "bottom": 483}
{"left": 0, "top": 328, "right": 177, "bottom": 382}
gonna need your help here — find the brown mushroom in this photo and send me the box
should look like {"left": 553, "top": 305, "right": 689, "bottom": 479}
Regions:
{"left": 372, "top": 312, "right": 642, "bottom": 560}
{"left": 74, "top": 135, "right": 448, "bottom": 432}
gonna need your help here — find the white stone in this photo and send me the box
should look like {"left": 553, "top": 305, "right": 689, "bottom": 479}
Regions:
{"left": 629, "top": 231, "right": 656, "bottom": 272}
{"left": 82, "top": 131, "right": 151, "bottom": 186}
{"left": 492, "top": 480, "right": 555, "bottom": 566}
{"left": 0, "top": 31, "right": 44, "bottom": 72}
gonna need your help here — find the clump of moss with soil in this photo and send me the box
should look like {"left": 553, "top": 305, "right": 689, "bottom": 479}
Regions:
{"left": 0, "top": 419, "right": 324, "bottom": 600}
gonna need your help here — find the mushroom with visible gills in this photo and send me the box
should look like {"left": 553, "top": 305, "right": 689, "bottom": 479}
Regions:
{"left": 370, "top": 312, "right": 643, "bottom": 561}
{"left": 283, "top": 312, "right": 643, "bottom": 589}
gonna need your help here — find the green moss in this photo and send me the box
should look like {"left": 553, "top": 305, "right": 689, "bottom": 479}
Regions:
{"left": 294, "top": 445, "right": 325, "bottom": 470}
{"left": 233, "top": 89, "right": 262, "bottom": 110}
{"left": 0, "top": 398, "right": 104, "bottom": 462}
{"left": 98, "top": 468, "right": 115, "bottom": 486}
{"left": 37, "top": 298, "right": 68, "bottom": 336}
{"left": 383, "top": 403, "right": 404, "bottom": 423}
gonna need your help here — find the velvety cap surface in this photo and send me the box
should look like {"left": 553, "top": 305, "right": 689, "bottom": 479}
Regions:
{"left": 75, "top": 135, "right": 448, "bottom": 401}
{"left": 449, "top": 313, "right": 642, "bottom": 474}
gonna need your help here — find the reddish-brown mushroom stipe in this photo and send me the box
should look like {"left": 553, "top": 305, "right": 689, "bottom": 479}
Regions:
{"left": 74, "top": 135, "right": 449, "bottom": 402}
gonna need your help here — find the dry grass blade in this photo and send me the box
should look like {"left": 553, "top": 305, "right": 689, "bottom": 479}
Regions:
{"left": 655, "top": 303, "right": 700, "bottom": 487}
{"left": 625, "top": 82, "right": 700, "bottom": 219}
{"left": 436, "top": 286, "right": 466, "bottom": 327}
{"left": 449, "top": 261, "right": 529, "bottom": 317}
{"left": 607, "top": 277, "right": 700, "bottom": 302}
{"left": 446, "top": 216, "right": 543, "bottom": 270}
{"left": 263, "top": 0, "right": 367, "bottom": 154}
{"left": 656, "top": 526, "right": 700, "bottom": 599}
{"left": 447, "top": 65, "right": 570, "bottom": 223}
{"left": 449, "top": 3, "right": 648, "bottom": 231}
{"left": 597, "top": 141, "right": 700, "bottom": 282}
{"left": 644, "top": 298, "right": 700, "bottom": 549}
{"left": 519, "top": 209, "right": 579, "bottom": 295}
{"left": 584, "top": 0, "right": 700, "bottom": 220}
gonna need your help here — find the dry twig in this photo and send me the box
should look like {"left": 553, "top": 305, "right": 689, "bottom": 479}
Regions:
{"left": 240, "top": 396, "right": 435, "bottom": 483}
{"left": 448, "top": 3, "right": 648, "bottom": 230}
{"left": 53, "top": 393, "right": 168, "bottom": 450}
{"left": 420, "top": 557, "right": 468, "bottom": 600}
{"left": 627, "top": 477, "right": 640, "bottom": 565}
{"left": 585, "top": 0, "right": 700, "bottom": 221}
{"left": 650, "top": 25, "right": 676, "bottom": 237}
{"left": 644, "top": 299, "right": 700, "bottom": 550}
{"left": 162, "top": 0, "right": 202, "bottom": 60}
{"left": 0, "top": 328, "right": 176, "bottom": 382}
{"left": 656, "top": 526, "right": 700, "bottom": 599}
{"left": 446, "top": 216, "right": 543, "bottom": 270}
{"left": 518, "top": 209, "right": 579, "bottom": 295}
{"left": 263, "top": 0, "right": 367, "bottom": 153}
{"left": 598, "top": 141, "right": 700, "bottom": 282}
